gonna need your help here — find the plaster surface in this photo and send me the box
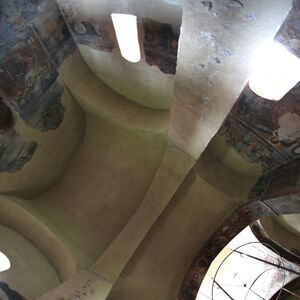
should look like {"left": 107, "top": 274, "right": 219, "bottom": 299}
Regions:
{"left": 169, "top": 0, "right": 292, "bottom": 159}
{"left": 0, "top": 1, "right": 299, "bottom": 300}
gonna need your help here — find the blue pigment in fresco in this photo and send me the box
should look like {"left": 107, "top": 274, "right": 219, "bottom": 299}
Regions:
{"left": 0, "top": 0, "right": 76, "bottom": 172}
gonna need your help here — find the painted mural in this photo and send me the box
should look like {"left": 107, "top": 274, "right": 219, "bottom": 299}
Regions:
{"left": 217, "top": 4, "right": 300, "bottom": 174}
{"left": 0, "top": 101, "right": 37, "bottom": 173}
{"left": 219, "top": 113, "right": 287, "bottom": 171}
{"left": 32, "top": 1, "right": 76, "bottom": 68}
{"left": 60, "top": 3, "right": 180, "bottom": 75}
{"left": 0, "top": 0, "right": 76, "bottom": 172}
{"left": 275, "top": 6, "right": 300, "bottom": 58}
{"left": 59, "top": 3, "right": 117, "bottom": 53}
{"left": 69, "top": 19, "right": 115, "bottom": 53}
{"left": 0, "top": 129, "right": 37, "bottom": 173}
{"left": 182, "top": 11, "right": 300, "bottom": 294}
{"left": 218, "top": 84, "right": 300, "bottom": 172}
{"left": 143, "top": 19, "right": 179, "bottom": 74}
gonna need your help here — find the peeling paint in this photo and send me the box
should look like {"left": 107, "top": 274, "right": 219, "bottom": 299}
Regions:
{"left": 67, "top": 19, "right": 115, "bottom": 53}
{"left": 0, "top": 129, "right": 37, "bottom": 173}
{"left": 201, "top": 1, "right": 213, "bottom": 11}
{"left": 0, "top": 0, "right": 77, "bottom": 172}
{"left": 218, "top": 84, "right": 300, "bottom": 172}
{"left": 143, "top": 19, "right": 179, "bottom": 74}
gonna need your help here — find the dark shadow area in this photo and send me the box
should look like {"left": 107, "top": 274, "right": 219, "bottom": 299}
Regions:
{"left": 0, "top": 100, "right": 13, "bottom": 132}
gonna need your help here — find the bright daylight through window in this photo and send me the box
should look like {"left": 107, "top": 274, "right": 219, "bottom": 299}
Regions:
{"left": 111, "top": 13, "right": 141, "bottom": 63}
{"left": 0, "top": 251, "right": 10, "bottom": 272}
{"left": 249, "top": 41, "right": 300, "bottom": 101}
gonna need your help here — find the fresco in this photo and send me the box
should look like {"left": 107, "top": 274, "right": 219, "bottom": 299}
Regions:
{"left": 0, "top": 27, "right": 63, "bottom": 132}
{"left": 0, "top": 100, "right": 37, "bottom": 173}
{"left": 218, "top": 84, "right": 300, "bottom": 172}
{"left": 32, "top": 1, "right": 76, "bottom": 68}
{"left": 143, "top": 18, "right": 179, "bottom": 74}
{"left": 60, "top": 4, "right": 116, "bottom": 53}
{"left": 0, "top": 0, "right": 76, "bottom": 172}
{"left": 60, "top": 4, "right": 179, "bottom": 74}
{"left": 179, "top": 6, "right": 300, "bottom": 300}
{"left": 0, "top": 0, "right": 38, "bottom": 45}
{"left": 0, "top": 1, "right": 77, "bottom": 132}
{"left": 275, "top": 7, "right": 300, "bottom": 58}
{"left": 0, "top": 129, "right": 37, "bottom": 173}
{"left": 219, "top": 113, "right": 287, "bottom": 171}
{"left": 217, "top": 5, "right": 300, "bottom": 174}
{"left": 69, "top": 19, "right": 115, "bottom": 52}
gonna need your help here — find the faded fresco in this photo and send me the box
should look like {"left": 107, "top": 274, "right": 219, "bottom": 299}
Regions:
{"left": 0, "top": 0, "right": 76, "bottom": 172}
{"left": 69, "top": 19, "right": 115, "bottom": 52}
{"left": 60, "top": 1, "right": 116, "bottom": 53}
{"left": 0, "top": 128, "right": 37, "bottom": 173}
{"left": 143, "top": 19, "right": 179, "bottom": 74}
{"left": 275, "top": 7, "right": 300, "bottom": 58}
{"left": 60, "top": 4, "right": 179, "bottom": 75}
{"left": 218, "top": 84, "right": 300, "bottom": 172}
{"left": 0, "top": 100, "right": 37, "bottom": 173}
{"left": 217, "top": 5, "right": 300, "bottom": 174}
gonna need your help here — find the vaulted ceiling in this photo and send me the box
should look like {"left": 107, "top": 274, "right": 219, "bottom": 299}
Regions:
{"left": 0, "top": 0, "right": 299, "bottom": 299}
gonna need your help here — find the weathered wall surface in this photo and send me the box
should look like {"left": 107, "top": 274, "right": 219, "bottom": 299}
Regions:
{"left": 0, "top": 0, "right": 85, "bottom": 195}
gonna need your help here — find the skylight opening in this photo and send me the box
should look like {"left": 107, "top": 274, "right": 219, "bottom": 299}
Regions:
{"left": 249, "top": 41, "right": 300, "bottom": 101}
{"left": 0, "top": 251, "right": 10, "bottom": 272}
{"left": 111, "top": 13, "right": 141, "bottom": 63}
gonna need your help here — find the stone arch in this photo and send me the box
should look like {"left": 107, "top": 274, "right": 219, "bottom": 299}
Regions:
{"left": 179, "top": 158, "right": 300, "bottom": 299}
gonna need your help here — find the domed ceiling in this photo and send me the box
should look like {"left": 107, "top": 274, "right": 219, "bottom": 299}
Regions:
{"left": 0, "top": 0, "right": 299, "bottom": 300}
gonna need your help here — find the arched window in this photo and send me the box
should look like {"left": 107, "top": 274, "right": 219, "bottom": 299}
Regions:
{"left": 0, "top": 251, "right": 10, "bottom": 272}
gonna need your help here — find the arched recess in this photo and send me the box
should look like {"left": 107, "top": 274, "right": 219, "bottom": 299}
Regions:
{"left": 0, "top": 196, "right": 76, "bottom": 282}
{"left": 179, "top": 158, "right": 300, "bottom": 300}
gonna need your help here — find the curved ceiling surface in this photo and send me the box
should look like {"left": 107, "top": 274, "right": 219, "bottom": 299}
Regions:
{"left": 58, "top": 0, "right": 183, "bottom": 110}
{"left": 0, "top": 1, "right": 299, "bottom": 300}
